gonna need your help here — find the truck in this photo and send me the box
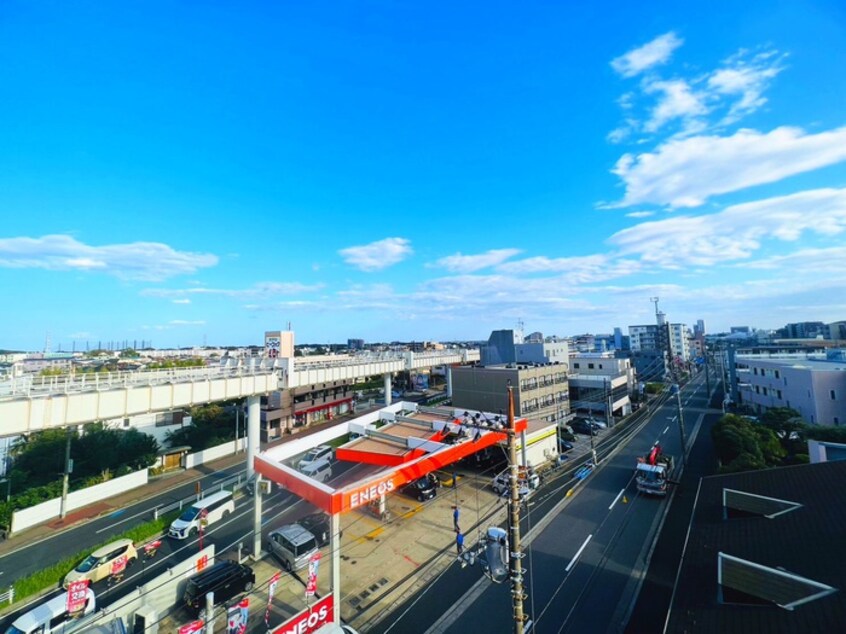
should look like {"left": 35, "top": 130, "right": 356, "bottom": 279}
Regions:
{"left": 635, "top": 443, "right": 674, "bottom": 496}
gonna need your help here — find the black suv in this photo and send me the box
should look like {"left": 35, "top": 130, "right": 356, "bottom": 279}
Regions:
{"left": 571, "top": 419, "right": 601, "bottom": 436}
{"left": 184, "top": 561, "right": 255, "bottom": 614}
{"left": 297, "top": 512, "right": 341, "bottom": 547}
{"left": 399, "top": 476, "right": 438, "bottom": 501}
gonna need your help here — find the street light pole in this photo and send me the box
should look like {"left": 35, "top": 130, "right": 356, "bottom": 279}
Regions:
{"left": 673, "top": 384, "right": 688, "bottom": 468}
{"left": 506, "top": 387, "right": 527, "bottom": 634}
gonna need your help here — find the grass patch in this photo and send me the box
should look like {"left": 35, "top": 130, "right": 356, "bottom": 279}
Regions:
{"left": 11, "top": 511, "right": 178, "bottom": 606}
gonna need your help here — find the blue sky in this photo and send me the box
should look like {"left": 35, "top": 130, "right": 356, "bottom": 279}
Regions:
{"left": 1, "top": 1, "right": 845, "bottom": 350}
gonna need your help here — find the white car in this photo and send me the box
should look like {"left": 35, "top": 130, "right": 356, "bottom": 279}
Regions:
{"left": 298, "top": 445, "right": 334, "bottom": 471}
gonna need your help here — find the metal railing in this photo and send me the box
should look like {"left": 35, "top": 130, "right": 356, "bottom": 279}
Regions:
{"left": 0, "top": 585, "right": 13, "bottom": 605}
{"left": 0, "top": 365, "right": 278, "bottom": 400}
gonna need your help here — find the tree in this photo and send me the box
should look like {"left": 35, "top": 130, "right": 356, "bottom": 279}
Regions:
{"left": 165, "top": 402, "right": 237, "bottom": 450}
{"left": 712, "top": 415, "right": 764, "bottom": 466}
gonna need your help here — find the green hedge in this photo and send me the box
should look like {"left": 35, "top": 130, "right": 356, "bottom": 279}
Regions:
{"left": 11, "top": 511, "right": 178, "bottom": 605}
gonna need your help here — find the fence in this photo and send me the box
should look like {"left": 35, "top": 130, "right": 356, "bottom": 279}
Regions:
{"left": 0, "top": 585, "right": 13, "bottom": 606}
{"left": 184, "top": 437, "right": 245, "bottom": 469}
{"left": 11, "top": 469, "right": 149, "bottom": 534}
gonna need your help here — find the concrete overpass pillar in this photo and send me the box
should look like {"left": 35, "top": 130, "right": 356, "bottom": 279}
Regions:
{"left": 446, "top": 365, "right": 453, "bottom": 398}
{"left": 384, "top": 373, "right": 392, "bottom": 405}
{"left": 246, "top": 395, "right": 260, "bottom": 478}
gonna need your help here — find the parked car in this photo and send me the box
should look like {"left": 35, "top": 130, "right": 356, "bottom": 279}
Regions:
{"left": 571, "top": 419, "right": 600, "bottom": 436}
{"left": 7, "top": 588, "right": 95, "bottom": 634}
{"left": 268, "top": 524, "right": 319, "bottom": 571}
{"left": 399, "top": 476, "right": 438, "bottom": 501}
{"left": 559, "top": 440, "right": 575, "bottom": 452}
{"left": 298, "top": 445, "right": 334, "bottom": 471}
{"left": 491, "top": 467, "right": 540, "bottom": 497}
{"left": 297, "top": 512, "right": 339, "bottom": 547}
{"left": 299, "top": 458, "right": 333, "bottom": 482}
{"left": 183, "top": 561, "right": 255, "bottom": 615}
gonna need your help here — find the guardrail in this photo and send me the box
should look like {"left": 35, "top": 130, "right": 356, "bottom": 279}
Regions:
{"left": 0, "top": 585, "right": 13, "bottom": 606}
{"left": 152, "top": 472, "right": 248, "bottom": 519}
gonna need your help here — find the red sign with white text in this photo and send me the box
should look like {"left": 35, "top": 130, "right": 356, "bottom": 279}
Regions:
{"left": 66, "top": 579, "right": 89, "bottom": 614}
{"left": 178, "top": 620, "right": 204, "bottom": 634}
{"left": 271, "top": 595, "right": 334, "bottom": 634}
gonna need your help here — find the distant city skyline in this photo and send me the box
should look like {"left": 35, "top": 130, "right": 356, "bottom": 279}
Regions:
{"left": 1, "top": 2, "right": 844, "bottom": 350}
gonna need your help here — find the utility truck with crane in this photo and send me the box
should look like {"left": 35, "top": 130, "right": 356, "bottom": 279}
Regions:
{"left": 635, "top": 442, "right": 674, "bottom": 496}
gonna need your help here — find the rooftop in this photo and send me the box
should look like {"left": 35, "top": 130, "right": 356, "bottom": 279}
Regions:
{"left": 667, "top": 461, "right": 846, "bottom": 633}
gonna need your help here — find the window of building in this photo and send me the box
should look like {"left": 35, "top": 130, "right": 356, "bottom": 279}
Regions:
{"left": 588, "top": 363, "right": 594, "bottom": 369}
{"left": 755, "top": 386, "right": 760, "bottom": 394}
{"left": 835, "top": 417, "right": 840, "bottom": 425}
{"left": 775, "top": 370, "right": 780, "bottom": 379}
{"left": 762, "top": 388, "right": 768, "bottom": 396}
{"left": 777, "top": 390, "right": 782, "bottom": 399}
{"left": 573, "top": 363, "right": 580, "bottom": 369}
{"left": 831, "top": 390, "right": 837, "bottom": 400}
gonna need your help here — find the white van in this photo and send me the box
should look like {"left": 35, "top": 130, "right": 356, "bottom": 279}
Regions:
{"left": 7, "top": 588, "right": 96, "bottom": 634}
{"left": 169, "top": 490, "right": 234, "bottom": 540}
{"left": 300, "top": 459, "right": 333, "bottom": 483}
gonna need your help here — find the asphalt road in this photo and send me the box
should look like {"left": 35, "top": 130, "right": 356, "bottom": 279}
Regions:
{"left": 0, "top": 458, "right": 370, "bottom": 631}
{"left": 370, "top": 374, "right": 712, "bottom": 634}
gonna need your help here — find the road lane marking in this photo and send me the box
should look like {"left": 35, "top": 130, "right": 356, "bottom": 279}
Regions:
{"left": 609, "top": 489, "right": 625, "bottom": 510}
{"left": 566, "top": 534, "right": 592, "bottom": 572}
{"left": 662, "top": 426, "right": 669, "bottom": 435}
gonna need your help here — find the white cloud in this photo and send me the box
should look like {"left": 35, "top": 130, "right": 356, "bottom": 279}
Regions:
{"left": 430, "top": 248, "right": 522, "bottom": 273}
{"left": 611, "top": 32, "right": 684, "bottom": 78}
{"left": 143, "top": 281, "right": 323, "bottom": 299}
{"left": 625, "top": 211, "right": 654, "bottom": 218}
{"left": 495, "top": 254, "right": 636, "bottom": 281}
{"left": 643, "top": 79, "right": 709, "bottom": 133}
{"left": 742, "top": 246, "right": 846, "bottom": 273}
{"left": 339, "top": 237, "right": 413, "bottom": 272}
{"left": 609, "top": 125, "right": 846, "bottom": 208}
{"left": 0, "top": 235, "right": 218, "bottom": 281}
{"left": 169, "top": 320, "right": 205, "bottom": 326}
{"left": 708, "top": 50, "right": 786, "bottom": 123}
{"left": 608, "top": 187, "right": 846, "bottom": 267}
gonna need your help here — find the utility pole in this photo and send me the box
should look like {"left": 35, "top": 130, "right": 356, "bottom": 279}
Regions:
{"left": 704, "top": 347, "right": 711, "bottom": 397}
{"left": 672, "top": 384, "right": 688, "bottom": 468}
{"left": 59, "top": 428, "right": 73, "bottom": 519}
{"left": 506, "top": 387, "right": 527, "bottom": 634}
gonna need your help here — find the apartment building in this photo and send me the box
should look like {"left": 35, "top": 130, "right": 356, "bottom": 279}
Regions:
{"left": 736, "top": 350, "right": 846, "bottom": 425}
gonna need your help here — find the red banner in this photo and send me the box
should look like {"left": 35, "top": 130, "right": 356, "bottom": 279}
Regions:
{"left": 178, "top": 619, "right": 204, "bottom": 634}
{"left": 66, "top": 579, "right": 89, "bottom": 614}
{"left": 227, "top": 598, "right": 249, "bottom": 634}
{"left": 305, "top": 551, "right": 321, "bottom": 597}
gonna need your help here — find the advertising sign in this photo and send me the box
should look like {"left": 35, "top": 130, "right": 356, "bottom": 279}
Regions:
{"left": 266, "top": 571, "right": 282, "bottom": 626}
{"left": 227, "top": 598, "right": 249, "bottom": 634}
{"left": 271, "top": 595, "right": 334, "bottom": 634}
{"left": 66, "top": 579, "right": 89, "bottom": 614}
{"left": 178, "top": 620, "right": 204, "bottom": 634}
{"left": 110, "top": 554, "right": 128, "bottom": 576}
{"left": 305, "top": 551, "right": 321, "bottom": 597}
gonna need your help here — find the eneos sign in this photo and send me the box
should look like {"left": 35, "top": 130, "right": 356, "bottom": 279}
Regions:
{"left": 272, "top": 595, "right": 334, "bottom": 634}
{"left": 345, "top": 476, "right": 396, "bottom": 510}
